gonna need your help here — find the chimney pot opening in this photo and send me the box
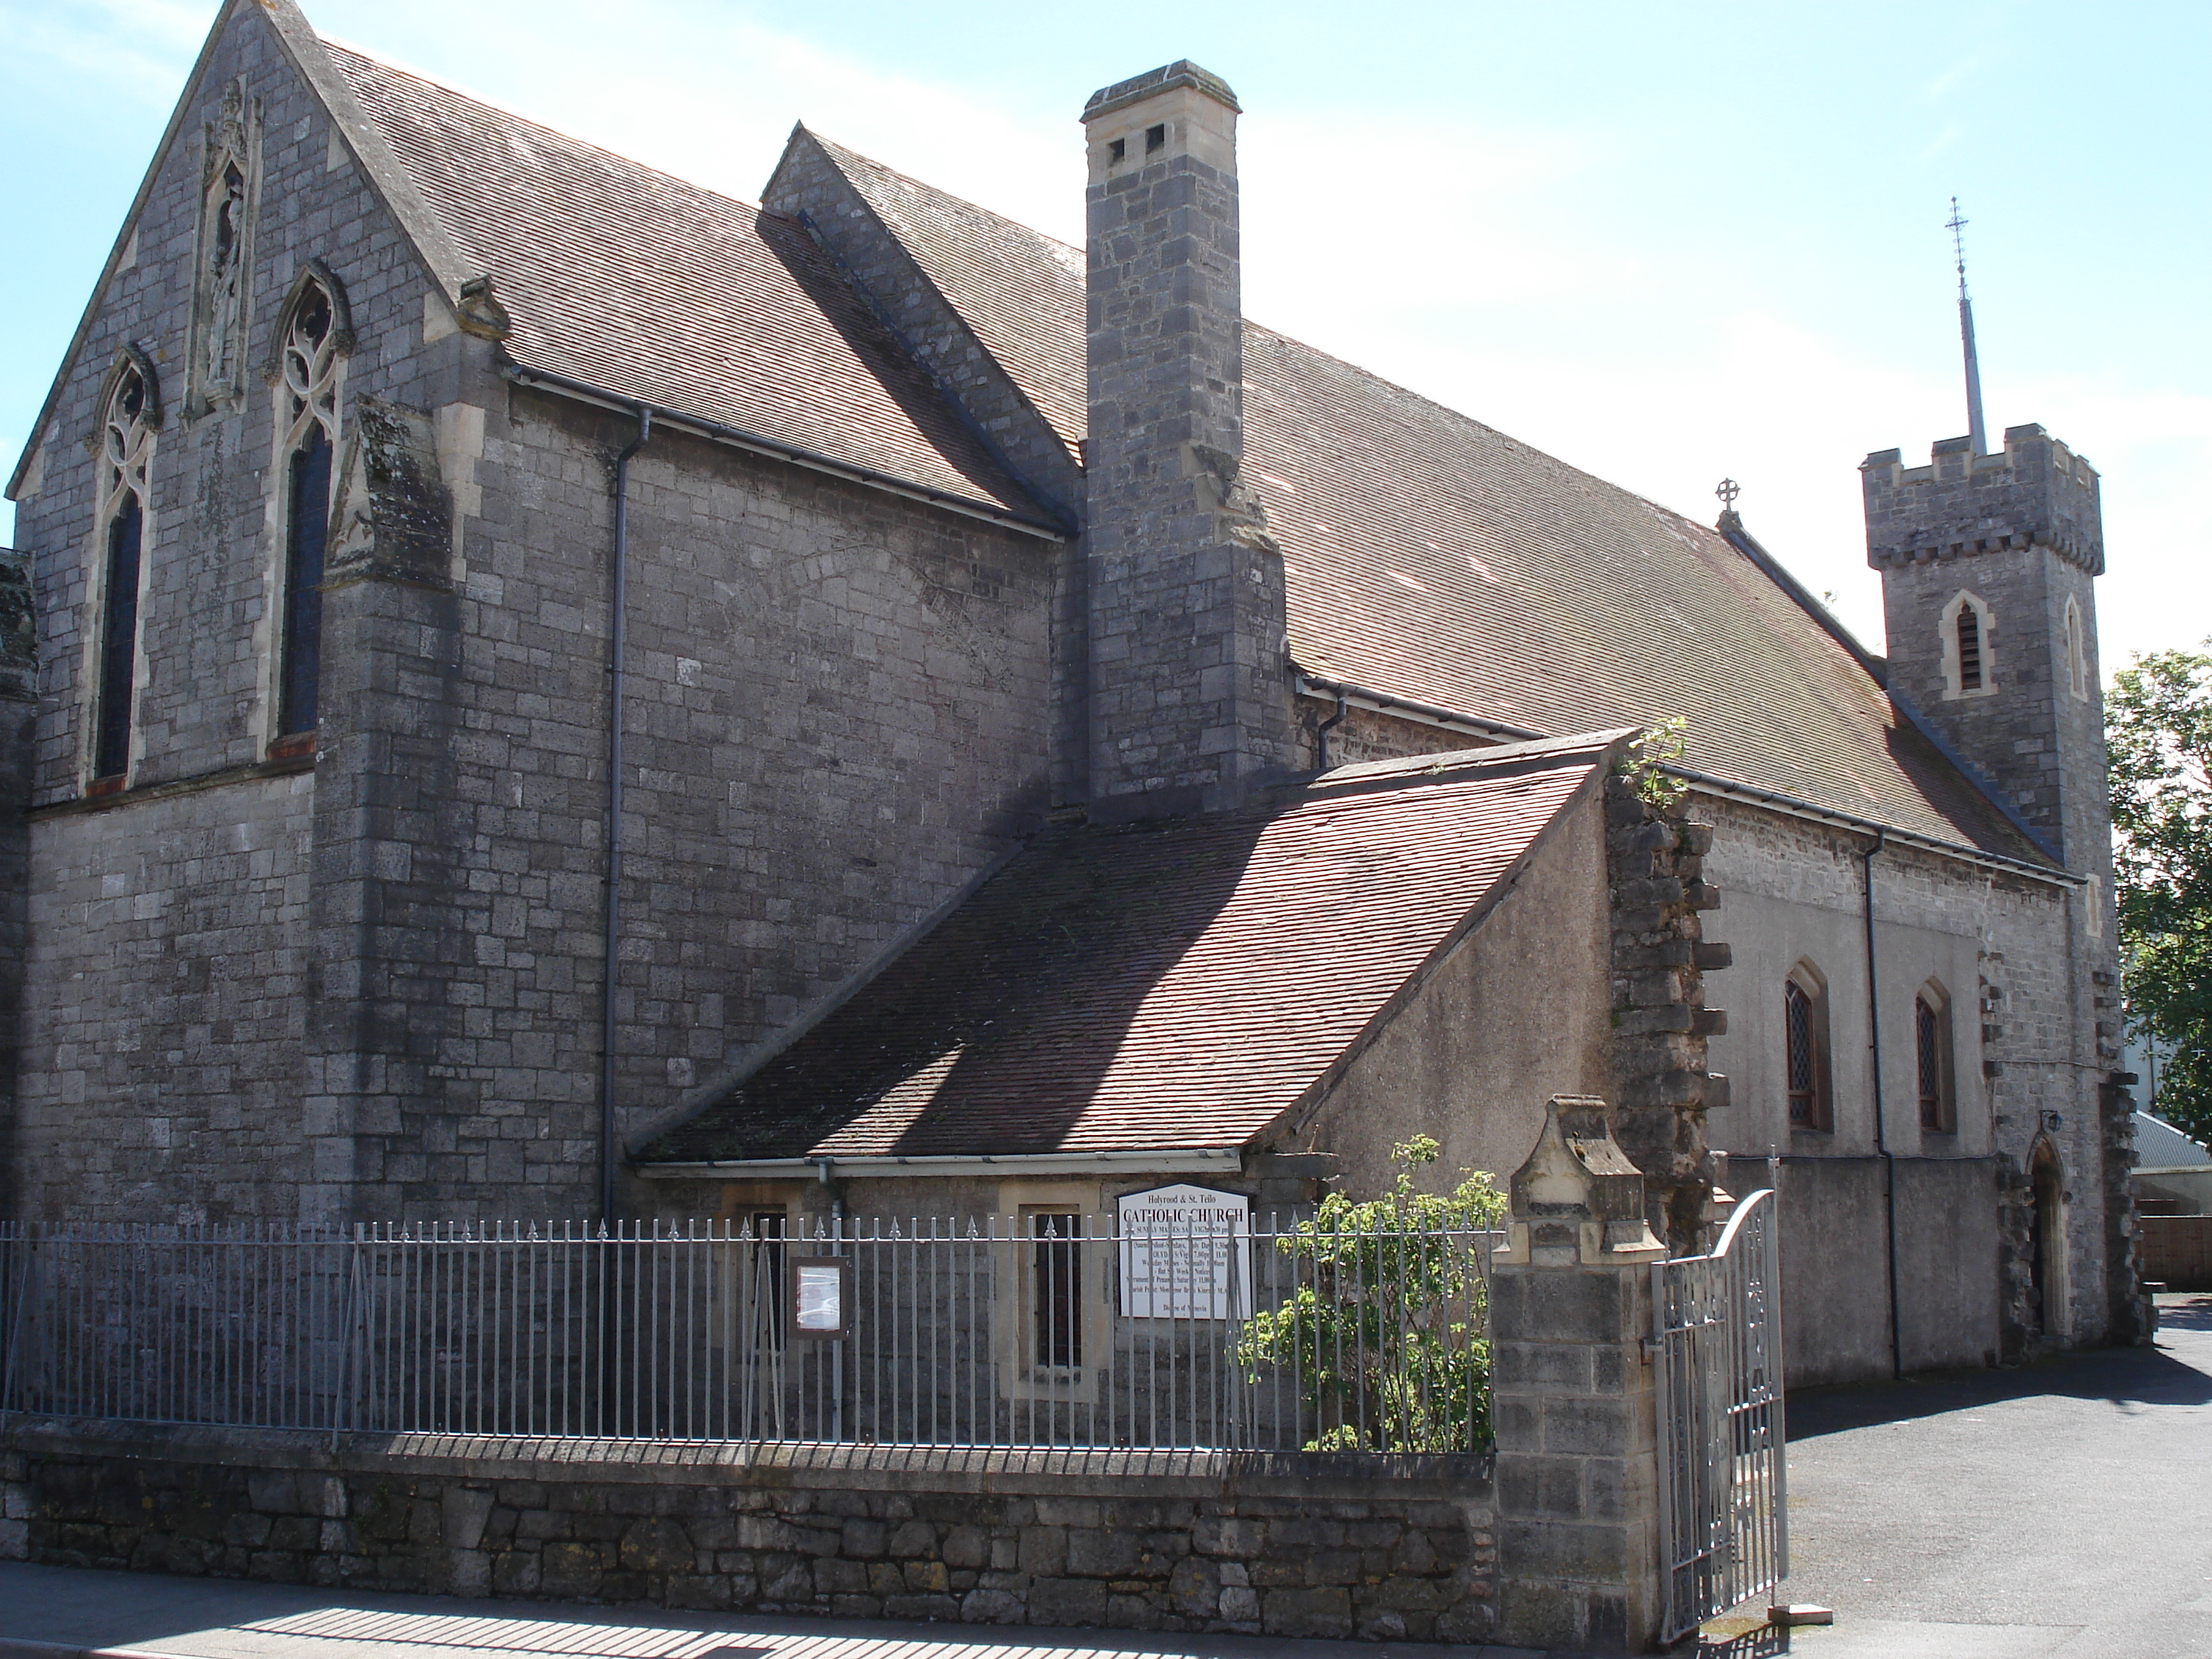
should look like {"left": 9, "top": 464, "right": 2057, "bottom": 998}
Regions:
{"left": 1146, "top": 123, "right": 1166, "bottom": 152}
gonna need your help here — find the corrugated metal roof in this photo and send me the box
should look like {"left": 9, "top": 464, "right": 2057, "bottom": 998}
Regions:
{"left": 638, "top": 735, "right": 1612, "bottom": 1163}
{"left": 2135, "top": 1112, "right": 2212, "bottom": 1169}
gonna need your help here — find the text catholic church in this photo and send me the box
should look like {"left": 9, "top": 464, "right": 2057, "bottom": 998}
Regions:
{"left": 0, "top": 0, "right": 2140, "bottom": 1383}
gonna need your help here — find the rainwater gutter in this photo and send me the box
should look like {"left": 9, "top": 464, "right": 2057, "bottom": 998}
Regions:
{"left": 599, "top": 405, "right": 650, "bottom": 1225}
{"left": 1862, "top": 829, "right": 1905, "bottom": 1381}
{"left": 632, "top": 1148, "right": 1244, "bottom": 1180}
{"left": 504, "top": 366, "right": 1066, "bottom": 543}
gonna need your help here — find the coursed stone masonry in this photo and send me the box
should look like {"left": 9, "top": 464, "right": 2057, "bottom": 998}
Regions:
{"left": 0, "top": 1425, "right": 1498, "bottom": 1643}
{"left": 1080, "top": 65, "right": 1295, "bottom": 816}
{"left": 5, "top": 1, "right": 1059, "bottom": 1225}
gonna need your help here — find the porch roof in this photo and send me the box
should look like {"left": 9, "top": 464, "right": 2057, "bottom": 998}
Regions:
{"left": 635, "top": 732, "right": 1623, "bottom": 1169}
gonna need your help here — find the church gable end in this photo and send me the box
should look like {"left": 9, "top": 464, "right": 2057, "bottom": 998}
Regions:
{"left": 1, "top": 0, "right": 488, "bottom": 1224}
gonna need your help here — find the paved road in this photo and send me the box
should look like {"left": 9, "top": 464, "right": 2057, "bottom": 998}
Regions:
{"left": 0, "top": 1560, "right": 1540, "bottom": 1659}
{"left": 1780, "top": 1292, "right": 2212, "bottom": 1658}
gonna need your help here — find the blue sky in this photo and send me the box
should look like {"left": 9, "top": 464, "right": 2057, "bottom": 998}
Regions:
{"left": 4, "top": 0, "right": 2206, "bottom": 672}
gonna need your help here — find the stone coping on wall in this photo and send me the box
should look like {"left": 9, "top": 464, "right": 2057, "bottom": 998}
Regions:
{"left": 2, "top": 1415, "right": 1501, "bottom": 1642}
{"left": 0, "top": 1416, "right": 1492, "bottom": 1499}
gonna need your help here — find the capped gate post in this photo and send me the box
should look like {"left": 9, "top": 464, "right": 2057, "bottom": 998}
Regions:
{"left": 1488, "top": 1096, "right": 1668, "bottom": 1654}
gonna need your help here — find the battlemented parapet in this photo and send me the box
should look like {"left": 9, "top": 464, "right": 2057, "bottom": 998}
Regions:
{"left": 1862, "top": 423, "right": 2102, "bottom": 576}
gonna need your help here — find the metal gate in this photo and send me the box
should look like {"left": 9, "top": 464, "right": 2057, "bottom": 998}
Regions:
{"left": 1654, "top": 1186, "right": 1789, "bottom": 1643}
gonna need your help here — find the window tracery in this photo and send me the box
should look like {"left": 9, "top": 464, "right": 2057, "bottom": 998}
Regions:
{"left": 90, "top": 353, "right": 158, "bottom": 783}
{"left": 273, "top": 275, "right": 344, "bottom": 739}
{"left": 1784, "top": 961, "right": 1832, "bottom": 1132}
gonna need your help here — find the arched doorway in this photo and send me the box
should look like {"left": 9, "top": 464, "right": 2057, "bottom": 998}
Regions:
{"left": 2028, "top": 1138, "right": 2065, "bottom": 1337}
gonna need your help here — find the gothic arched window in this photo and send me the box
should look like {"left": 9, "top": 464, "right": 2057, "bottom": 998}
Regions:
{"left": 1916, "top": 981, "right": 1956, "bottom": 1134}
{"left": 1784, "top": 961, "right": 1832, "bottom": 1132}
{"left": 91, "top": 354, "right": 158, "bottom": 785}
{"left": 273, "top": 276, "right": 343, "bottom": 739}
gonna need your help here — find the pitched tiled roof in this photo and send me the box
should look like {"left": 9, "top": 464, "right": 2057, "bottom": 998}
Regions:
{"left": 782, "top": 145, "right": 2041, "bottom": 862}
{"left": 639, "top": 735, "right": 1614, "bottom": 1163}
{"left": 1240, "top": 331, "right": 2045, "bottom": 861}
{"left": 323, "top": 45, "right": 1049, "bottom": 526}
{"left": 805, "top": 134, "right": 1089, "bottom": 465}
{"left": 324, "top": 31, "right": 2041, "bottom": 862}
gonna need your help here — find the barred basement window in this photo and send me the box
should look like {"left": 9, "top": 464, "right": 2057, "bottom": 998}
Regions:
{"left": 745, "top": 1210, "right": 788, "bottom": 1345}
{"left": 90, "top": 355, "right": 158, "bottom": 784}
{"left": 273, "top": 275, "right": 345, "bottom": 740}
{"left": 1784, "top": 963, "right": 1832, "bottom": 1131}
{"left": 1031, "top": 1211, "right": 1083, "bottom": 1370}
{"left": 1917, "top": 984, "right": 1956, "bottom": 1134}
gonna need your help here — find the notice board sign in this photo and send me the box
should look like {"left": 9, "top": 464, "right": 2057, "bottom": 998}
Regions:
{"left": 1116, "top": 1184, "right": 1251, "bottom": 1320}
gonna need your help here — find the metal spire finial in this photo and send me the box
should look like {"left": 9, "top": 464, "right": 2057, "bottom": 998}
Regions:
{"left": 1949, "top": 196, "right": 1989, "bottom": 456}
{"left": 1716, "top": 478, "right": 1741, "bottom": 511}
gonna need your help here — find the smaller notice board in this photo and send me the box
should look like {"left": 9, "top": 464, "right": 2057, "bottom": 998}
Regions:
{"left": 1116, "top": 1184, "right": 1251, "bottom": 1320}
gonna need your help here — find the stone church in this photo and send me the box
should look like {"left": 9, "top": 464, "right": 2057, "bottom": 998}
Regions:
{"left": 0, "top": 0, "right": 2137, "bottom": 1382}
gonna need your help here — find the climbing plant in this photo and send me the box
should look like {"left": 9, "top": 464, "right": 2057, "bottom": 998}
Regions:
{"left": 1236, "top": 1137, "right": 1507, "bottom": 1452}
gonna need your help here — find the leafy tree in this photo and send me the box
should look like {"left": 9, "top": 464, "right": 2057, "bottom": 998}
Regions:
{"left": 1236, "top": 1137, "right": 1507, "bottom": 1452}
{"left": 2108, "top": 644, "right": 2212, "bottom": 1141}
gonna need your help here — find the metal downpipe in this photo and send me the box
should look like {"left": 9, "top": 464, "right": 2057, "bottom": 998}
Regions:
{"left": 599, "top": 407, "right": 652, "bottom": 1226}
{"left": 1862, "top": 829, "right": 1904, "bottom": 1380}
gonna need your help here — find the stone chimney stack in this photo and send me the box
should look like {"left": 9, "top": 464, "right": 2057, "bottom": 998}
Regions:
{"left": 1081, "top": 62, "right": 1294, "bottom": 819}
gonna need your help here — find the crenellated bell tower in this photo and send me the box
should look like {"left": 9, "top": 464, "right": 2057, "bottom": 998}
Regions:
{"left": 1861, "top": 423, "right": 2111, "bottom": 881}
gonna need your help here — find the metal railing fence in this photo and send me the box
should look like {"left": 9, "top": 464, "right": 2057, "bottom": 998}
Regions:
{"left": 0, "top": 1215, "right": 1500, "bottom": 1453}
{"left": 1653, "top": 1187, "right": 1789, "bottom": 1642}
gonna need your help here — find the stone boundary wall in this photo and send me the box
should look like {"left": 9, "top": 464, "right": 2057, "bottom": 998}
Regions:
{"left": 0, "top": 1420, "right": 1498, "bottom": 1643}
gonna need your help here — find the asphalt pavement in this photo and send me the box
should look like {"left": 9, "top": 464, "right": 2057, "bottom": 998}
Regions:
{"left": 1778, "top": 1291, "right": 2212, "bottom": 1658}
{"left": 0, "top": 1559, "right": 1541, "bottom": 1659}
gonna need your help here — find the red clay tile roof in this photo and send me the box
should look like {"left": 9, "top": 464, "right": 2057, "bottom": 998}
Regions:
{"left": 638, "top": 734, "right": 1617, "bottom": 1163}
{"left": 324, "top": 45, "right": 1050, "bottom": 526}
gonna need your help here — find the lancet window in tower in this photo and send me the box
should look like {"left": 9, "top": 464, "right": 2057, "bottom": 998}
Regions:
{"left": 92, "top": 360, "right": 156, "bottom": 783}
{"left": 2065, "top": 597, "right": 2089, "bottom": 701}
{"left": 1956, "top": 604, "right": 1983, "bottom": 692}
{"left": 275, "top": 278, "right": 342, "bottom": 739}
